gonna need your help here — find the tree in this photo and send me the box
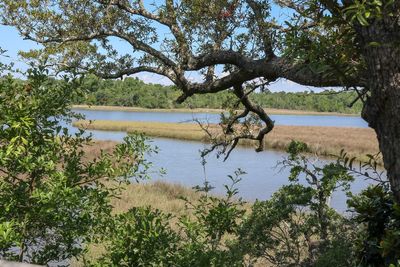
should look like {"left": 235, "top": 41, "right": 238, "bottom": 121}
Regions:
{"left": 0, "top": 67, "right": 154, "bottom": 265}
{"left": 0, "top": 0, "right": 399, "bottom": 200}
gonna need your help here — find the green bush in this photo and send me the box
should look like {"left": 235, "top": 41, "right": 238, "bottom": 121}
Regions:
{"left": 348, "top": 185, "right": 400, "bottom": 266}
{"left": 88, "top": 170, "right": 246, "bottom": 267}
{"left": 0, "top": 68, "right": 154, "bottom": 265}
{"left": 88, "top": 207, "right": 179, "bottom": 267}
{"left": 237, "top": 141, "right": 357, "bottom": 266}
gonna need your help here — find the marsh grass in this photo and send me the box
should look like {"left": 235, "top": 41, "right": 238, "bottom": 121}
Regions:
{"left": 75, "top": 120, "right": 379, "bottom": 163}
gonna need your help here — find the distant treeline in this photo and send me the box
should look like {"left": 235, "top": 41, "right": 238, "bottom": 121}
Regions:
{"left": 74, "top": 75, "right": 363, "bottom": 113}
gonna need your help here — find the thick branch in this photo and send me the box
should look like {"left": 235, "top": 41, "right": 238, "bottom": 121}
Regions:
{"left": 24, "top": 30, "right": 177, "bottom": 68}
{"left": 110, "top": 0, "right": 192, "bottom": 62}
{"left": 95, "top": 66, "right": 178, "bottom": 82}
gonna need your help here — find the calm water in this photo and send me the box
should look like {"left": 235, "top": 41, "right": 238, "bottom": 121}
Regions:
{"left": 84, "top": 128, "right": 376, "bottom": 212}
{"left": 73, "top": 109, "right": 369, "bottom": 128}
{"left": 64, "top": 109, "right": 375, "bottom": 212}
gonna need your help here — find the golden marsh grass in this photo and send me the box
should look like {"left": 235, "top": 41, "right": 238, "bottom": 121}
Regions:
{"left": 76, "top": 120, "right": 379, "bottom": 162}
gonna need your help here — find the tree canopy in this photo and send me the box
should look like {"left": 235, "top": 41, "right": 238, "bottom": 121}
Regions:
{"left": 72, "top": 75, "right": 363, "bottom": 113}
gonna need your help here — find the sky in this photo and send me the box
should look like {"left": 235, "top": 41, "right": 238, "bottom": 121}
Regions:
{"left": 0, "top": 15, "right": 332, "bottom": 93}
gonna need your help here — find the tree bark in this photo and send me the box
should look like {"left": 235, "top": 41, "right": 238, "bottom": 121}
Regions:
{"left": 359, "top": 15, "right": 400, "bottom": 202}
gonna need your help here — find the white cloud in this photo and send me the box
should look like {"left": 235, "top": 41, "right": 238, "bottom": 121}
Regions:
{"left": 131, "top": 72, "right": 173, "bottom": 85}
{"left": 268, "top": 78, "right": 343, "bottom": 93}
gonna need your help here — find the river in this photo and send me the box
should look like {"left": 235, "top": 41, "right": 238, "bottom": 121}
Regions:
{"left": 70, "top": 109, "right": 377, "bottom": 212}
{"left": 74, "top": 108, "right": 369, "bottom": 128}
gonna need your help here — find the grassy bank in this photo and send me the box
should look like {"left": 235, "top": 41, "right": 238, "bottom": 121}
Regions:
{"left": 72, "top": 104, "right": 359, "bottom": 116}
{"left": 76, "top": 120, "right": 379, "bottom": 162}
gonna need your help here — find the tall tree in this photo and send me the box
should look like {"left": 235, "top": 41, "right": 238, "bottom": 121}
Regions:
{"left": 1, "top": 0, "right": 399, "bottom": 199}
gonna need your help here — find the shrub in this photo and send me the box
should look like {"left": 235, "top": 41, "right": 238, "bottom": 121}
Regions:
{"left": 0, "top": 68, "right": 154, "bottom": 265}
{"left": 237, "top": 140, "right": 357, "bottom": 266}
{"left": 88, "top": 170, "right": 247, "bottom": 267}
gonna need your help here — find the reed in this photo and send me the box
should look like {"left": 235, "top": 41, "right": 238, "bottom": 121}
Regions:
{"left": 75, "top": 120, "right": 379, "bottom": 162}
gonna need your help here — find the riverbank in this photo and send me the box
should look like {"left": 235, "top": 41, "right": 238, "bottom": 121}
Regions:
{"left": 76, "top": 120, "right": 379, "bottom": 162}
{"left": 72, "top": 104, "right": 359, "bottom": 117}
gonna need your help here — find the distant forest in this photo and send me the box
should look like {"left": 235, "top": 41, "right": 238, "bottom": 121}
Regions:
{"left": 74, "top": 75, "right": 363, "bottom": 114}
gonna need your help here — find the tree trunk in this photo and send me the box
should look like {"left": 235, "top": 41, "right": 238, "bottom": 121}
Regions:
{"left": 359, "top": 15, "right": 400, "bottom": 202}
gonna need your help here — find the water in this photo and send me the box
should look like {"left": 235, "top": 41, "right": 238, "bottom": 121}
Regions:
{"left": 73, "top": 109, "right": 369, "bottom": 128}
{"left": 85, "top": 128, "right": 376, "bottom": 212}
{"left": 64, "top": 109, "right": 375, "bottom": 212}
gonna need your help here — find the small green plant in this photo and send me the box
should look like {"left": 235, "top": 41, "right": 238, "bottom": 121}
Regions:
{"left": 337, "top": 150, "right": 400, "bottom": 266}
{"left": 348, "top": 185, "right": 400, "bottom": 266}
{"left": 177, "top": 169, "right": 246, "bottom": 266}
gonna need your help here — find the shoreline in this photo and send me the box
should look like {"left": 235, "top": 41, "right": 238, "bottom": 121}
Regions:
{"left": 72, "top": 104, "right": 360, "bottom": 117}
{"left": 75, "top": 120, "right": 379, "bottom": 163}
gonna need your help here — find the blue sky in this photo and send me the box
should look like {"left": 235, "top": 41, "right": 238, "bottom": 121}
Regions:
{"left": 0, "top": 21, "right": 329, "bottom": 92}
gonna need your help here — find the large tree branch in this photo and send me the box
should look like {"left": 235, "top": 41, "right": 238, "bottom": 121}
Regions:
{"left": 176, "top": 69, "right": 260, "bottom": 103}
{"left": 24, "top": 30, "right": 177, "bottom": 68}
{"left": 183, "top": 53, "right": 364, "bottom": 92}
{"left": 109, "top": 0, "right": 192, "bottom": 63}
{"left": 94, "top": 66, "right": 178, "bottom": 82}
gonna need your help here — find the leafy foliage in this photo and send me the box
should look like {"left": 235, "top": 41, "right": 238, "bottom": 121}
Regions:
{"left": 0, "top": 68, "right": 155, "bottom": 265}
{"left": 237, "top": 140, "right": 357, "bottom": 266}
{"left": 86, "top": 170, "right": 247, "bottom": 267}
{"left": 0, "top": 48, "right": 13, "bottom": 73}
{"left": 348, "top": 185, "right": 400, "bottom": 266}
{"left": 87, "top": 207, "right": 180, "bottom": 267}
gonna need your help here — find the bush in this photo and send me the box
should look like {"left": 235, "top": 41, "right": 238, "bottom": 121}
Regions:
{"left": 88, "top": 207, "right": 179, "bottom": 267}
{"left": 0, "top": 68, "right": 154, "bottom": 265}
{"left": 88, "top": 170, "right": 247, "bottom": 267}
{"left": 348, "top": 185, "right": 400, "bottom": 266}
{"left": 236, "top": 140, "right": 357, "bottom": 266}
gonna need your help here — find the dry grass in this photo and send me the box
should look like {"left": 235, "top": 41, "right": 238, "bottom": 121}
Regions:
{"left": 74, "top": 120, "right": 379, "bottom": 162}
{"left": 82, "top": 140, "right": 118, "bottom": 157}
{"left": 112, "top": 180, "right": 201, "bottom": 215}
{"left": 72, "top": 104, "right": 358, "bottom": 116}
{"left": 265, "top": 125, "right": 378, "bottom": 160}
